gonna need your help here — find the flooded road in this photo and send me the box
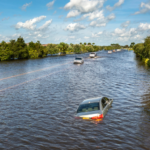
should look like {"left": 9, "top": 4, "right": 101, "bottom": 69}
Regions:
{"left": 0, "top": 50, "right": 150, "bottom": 150}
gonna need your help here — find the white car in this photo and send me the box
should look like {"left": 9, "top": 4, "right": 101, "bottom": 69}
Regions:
{"left": 74, "top": 57, "right": 84, "bottom": 64}
{"left": 89, "top": 52, "right": 97, "bottom": 58}
{"left": 75, "top": 97, "right": 113, "bottom": 120}
{"left": 117, "top": 49, "right": 121, "bottom": 51}
{"left": 108, "top": 51, "right": 112, "bottom": 54}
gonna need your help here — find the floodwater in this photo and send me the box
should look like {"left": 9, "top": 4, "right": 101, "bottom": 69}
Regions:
{"left": 0, "top": 50, "right": 150, "bottom": 150}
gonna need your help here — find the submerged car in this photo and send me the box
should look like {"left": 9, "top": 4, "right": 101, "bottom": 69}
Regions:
{"left": 89, "top": 52, "right": 97, "bottom": 58}
{"left": 108, "top": 51, "right": 112, "bottom": 54}
{"left": 74, "top": 57, "right": 84, "bottom": 64}
{"left": 75, "top": 97, "right": 113, "bottom": 120}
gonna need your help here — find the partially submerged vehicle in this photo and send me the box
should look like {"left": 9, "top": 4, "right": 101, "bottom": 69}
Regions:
{"left": 75, "top": 97, "right": 113, "bottom": 120}
{"left": 117, "top": 49, "right": 121, "bottom": 51}
{"left": 108, "top": 51, "right": 112, "bottom": 54}
{"left": 74, "top": 57, "right": 84, "bottom": 64}
{"left": 113, "top": 50, "right": 116, "bottom": 52}
{"left": 89, "top": 52, "right": 97, "bottom": 58}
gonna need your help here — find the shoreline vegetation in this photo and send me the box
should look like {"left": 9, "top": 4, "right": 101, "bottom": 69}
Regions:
{"left": 133, "top": 36, "right": 150, "bottom": 67}
{"left": 0, "top": 36, "right": 134, "bottom": 62}
{"left": 0, "top": 37, "right": 102, "bottom": 61}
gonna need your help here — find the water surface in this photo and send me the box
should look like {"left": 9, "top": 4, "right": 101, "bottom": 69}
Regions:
{"left": 0, "top": 50, "right": 150, "bottom": 149}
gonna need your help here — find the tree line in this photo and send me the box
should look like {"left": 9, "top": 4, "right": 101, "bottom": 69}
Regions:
{"left": 133, "top": 36, "right": 150, "bottom": 67}
{"left": 102, "top": 42, "right": 135, "bottom": 50}
{"left": 0, "top": 37, "right": 102, "bottom": 61}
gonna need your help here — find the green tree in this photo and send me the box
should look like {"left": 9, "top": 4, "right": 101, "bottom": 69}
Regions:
{"left": 144, "top": 36, "right": 150, "bottom": 58}
{"left": 15, "top": 36, "right": 28, "bottom": 59}
{"left": 70, "top": 43, "right": 74, "bottom": 47}
{"left": 130, "top": 42, "right": 135, "bottom": 48}
{"left": 133, "top": 43, "right": 144, "bottom": 59}
{"left": 111, "top": 43, "right": 121, "bottom": 49}
{"left": 81, "top": 44, "right": 86, "bottom": 53}
{"left": 84, "top": 42, "right": 86, "bottom": 45}
{"left": 57, "top": 42, "right": 68, "bottom": 54}
{"left": 74, "top": 44, "right": 81, "bottom": 54}
{"left": 67, "top": 46, "right": 74, "bottom": 53}
{"left": 88, "top": 42, "right": 91, "bottom": 45}
{"left": 47, "top": 44, "right": 59, "bottom": 55}
{"left": 0, "top": 41, "right": 11, "bottom": 61}
{"left": 85, "top": 45, "right": 94, "bottom": 52}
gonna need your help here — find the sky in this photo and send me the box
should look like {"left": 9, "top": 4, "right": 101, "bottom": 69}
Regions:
{"left": 0, "top": 0, "right": 150, "bottom": 45}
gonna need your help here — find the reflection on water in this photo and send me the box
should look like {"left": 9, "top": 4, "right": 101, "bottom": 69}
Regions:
{"left": 0, "top": 50, "right": 150, "bottom": 149}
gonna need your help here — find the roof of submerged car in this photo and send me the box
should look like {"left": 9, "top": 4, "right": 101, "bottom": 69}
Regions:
{"left": 81, "top": 97, "right": 102, "bottom": 104}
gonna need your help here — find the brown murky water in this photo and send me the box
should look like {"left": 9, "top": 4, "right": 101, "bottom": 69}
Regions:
{"left": 0, "top": 50, "right": 150, "bottom": 150}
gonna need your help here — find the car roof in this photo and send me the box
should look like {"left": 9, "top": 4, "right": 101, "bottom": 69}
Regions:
{"left": 81, "top": 97, "right": 102, "bottom": 104}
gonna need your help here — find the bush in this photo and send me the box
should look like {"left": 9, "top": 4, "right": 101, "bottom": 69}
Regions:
{"left": 147, "top": 59, "right": 150, "bottom": 67}
{"left": 74, "top": 44, "right": 81, "bottom": 54}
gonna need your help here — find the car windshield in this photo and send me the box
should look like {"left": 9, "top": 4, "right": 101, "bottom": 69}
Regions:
{"left": 77, "top": 102, "right": 99, "bottom": 113}
{"left": 75, "top": 58, "right": 82, "bottom": 60}
{"left": 91, "top": 53, "right": 95, "bottom": 54}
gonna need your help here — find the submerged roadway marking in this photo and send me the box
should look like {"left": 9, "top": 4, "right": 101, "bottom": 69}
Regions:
{"left": 0, "top": 67, "right": 71, "bottom": 92}
{"left": 0, "top": 62, "right": 71, "bottom": 81}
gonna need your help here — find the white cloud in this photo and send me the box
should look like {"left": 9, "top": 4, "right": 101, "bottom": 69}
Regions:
{"left": 64, "top": 0, "right": 105, "bottom": 18}
{"left": 38, "top": 19, "right": 52, "bottom": 31}
{"left": 106, "top": 13, "right": 115, "bottom": 20}
{"left": 65, "top": 23, "right": 86, "bottom": 32}
{"left": 46, "top": 0, "right": 55, "bottom": 10}
{"left": 84, "top": 36, "right": 89, "bottom": 39}
{"left": 12, "top": 33, "right": 21, "bottom": 38}
{"left": 90, "top": 21, "right": 106, "bottom": 27}
{"left": 112, "top": 27, "right": 137, "bottom": 38}
{"left": 21, "top": 2, "right": 32, "bottom": 10}
{"left": 84, "top": 10, "right": 104, "bottom": 20}
{"left": 134, "top": 2, "right": 150, "bottom": 15}
{"left": 37, "top": 34, "right": 42, "bottom": 37}
{"left": 133, "top": 34, "right": 141, "bottom": 39}
{"left": 15, "top": 16, "right": 46, "bottom": 30}
{"left": 138, "top": 23, "right": 150, "bottom": 31}
{"left": 67, "top": 10, "right": 80, "bottom": 18}
{"left": 74, "top": 10, "right": 104, "bottom": 22}
{"left": 92, "top": 31, "right": 103, "bottom": 37}
{"left": 121, "top": 21, "right": 130, "bottom": 28}
{"left": 106, "top": 0, "right": 124, "bottom": 11}
{"left": 69, "top": 36, "right": 75, "bottom": 39}
{"left": 90, "top": 13, "right": 115, "bottom": 27}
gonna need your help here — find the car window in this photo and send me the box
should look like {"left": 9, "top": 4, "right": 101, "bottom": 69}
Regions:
{"left": 101, "top": 97, "right": 109, "bottom": 109}
{"left": 75, "top": 58, "right": 82, "bottom": 60}
{"left": 77, "top": 102, "right": 99, "bottom": 113}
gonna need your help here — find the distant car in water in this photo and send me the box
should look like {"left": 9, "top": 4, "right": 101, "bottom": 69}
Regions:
{"left": 113, "top": 50, "right": 116, "bottom": 52}
{"left": 108, "top": 51, "right": 112, "bottom": 54}
{"left": 75, "top": 97, "right": 113, "bottom": 120}
{"left": 89, "top": 52, "right": 97, "bottom": 58}
{"left": 74, "top": 57, "right": 84, "bottom": 64}
{"left": 117, "top": 49, "right": 121, "bottom": 51}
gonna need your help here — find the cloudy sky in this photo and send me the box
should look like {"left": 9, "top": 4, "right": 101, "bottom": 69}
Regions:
{"left": 0, "top": 0, "right": 150, "bottom": 45}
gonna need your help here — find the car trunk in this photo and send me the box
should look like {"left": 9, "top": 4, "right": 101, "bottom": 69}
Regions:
{"left": 76, "top": 110, "right": 101, "bottom": 118}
